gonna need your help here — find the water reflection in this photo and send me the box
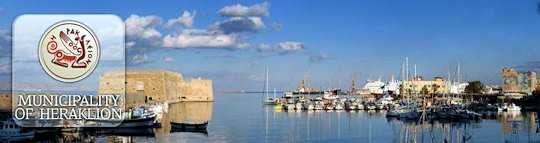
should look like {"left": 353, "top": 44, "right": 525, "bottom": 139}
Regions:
{"left": 153, "top": 102, "right": 213, "bottom": 142}
{"left": 0, "top": 101, "right": 214, "bottom": 143}
{"left": 116, "top": 102, "right": 214, "bottom": 143}
{"left": 2, "top": 94, "right": 539, "bottom": 142}
{"left": 262, "top": 105, "right": 539, "bottom": 143}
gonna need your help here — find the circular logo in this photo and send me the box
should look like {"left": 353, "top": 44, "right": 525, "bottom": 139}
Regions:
{"left": 38, "top": 20, "right": 100, "bottom": 82}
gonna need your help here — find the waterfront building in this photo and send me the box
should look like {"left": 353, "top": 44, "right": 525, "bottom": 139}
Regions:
{"left": 450, "top": 82, "right": 468, "bottom": 94}
{"left": 502, "top": 68, "right": 537, "bottom": 98}
{"left": 98, "top": 70, "right": 213, "bottom": 110}
{"left": 400, "top": 77, "right": 450, "bottom": 96}
{"left": 485, "top": 85, "right": 502, "bottom": 95}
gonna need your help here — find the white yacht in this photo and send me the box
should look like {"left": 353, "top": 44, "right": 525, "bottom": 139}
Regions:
{"left": 295, "top": 102, "right": 303, "bottom": 111}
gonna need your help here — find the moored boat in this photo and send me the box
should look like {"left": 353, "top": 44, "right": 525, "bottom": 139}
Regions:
{"left": 0, "top": 119, "right": 35, "bottom": 142}
{"left": 170, "top": 121, "right": 208, "bottom": 131}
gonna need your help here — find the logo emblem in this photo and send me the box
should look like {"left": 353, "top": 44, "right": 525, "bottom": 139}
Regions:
{"left": 39, "top": 20, "right": 100, "bottom": 82}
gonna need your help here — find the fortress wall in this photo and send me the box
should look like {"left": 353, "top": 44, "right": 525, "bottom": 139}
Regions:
{"left": 178, "top": 78, "right": 214, "bottom": 102}
{"left": 98, "top": 70, "right": 213, "bottom": 109}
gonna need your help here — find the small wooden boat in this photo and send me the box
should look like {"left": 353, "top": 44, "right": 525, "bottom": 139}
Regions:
{"left": 170, "top": 122, "right": 208, "bottom": 131}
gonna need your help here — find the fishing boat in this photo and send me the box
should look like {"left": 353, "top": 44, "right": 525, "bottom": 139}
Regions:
{"left": 170, "top": 122, "right": 208, "bottom": 131}
{"left": 117, "top": 114, "right": 157, "bottom": 128}
{"left": 0, "top": 119, "right": 35, "bottom": 141}
{"left": 87, "top": 107, "right": 157, "bottom": 127}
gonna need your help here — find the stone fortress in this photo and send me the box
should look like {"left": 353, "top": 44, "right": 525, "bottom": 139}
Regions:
{"left": 98, "top": 70, "right": 213, "bottom": 110}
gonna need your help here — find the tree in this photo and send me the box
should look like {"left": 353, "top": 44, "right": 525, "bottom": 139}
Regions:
{"left": 464, "top": 81, "right": 485, "bottom": 94}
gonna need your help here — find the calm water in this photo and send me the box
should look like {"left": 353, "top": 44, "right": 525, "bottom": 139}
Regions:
{"left": 29, "top": 94, "right": 540, "bottom": 142}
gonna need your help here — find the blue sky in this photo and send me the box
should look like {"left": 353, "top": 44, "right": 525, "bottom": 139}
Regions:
{"left": 0, "top": 0, "right": 539, "bottom": 91}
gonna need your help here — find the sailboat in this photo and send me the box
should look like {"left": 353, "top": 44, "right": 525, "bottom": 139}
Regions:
{"left": 262, "top": 68, "right": 277, "bottom": 105}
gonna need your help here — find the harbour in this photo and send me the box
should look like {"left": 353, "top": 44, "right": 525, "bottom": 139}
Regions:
{"left": 0, "top": 1, "right": 539, "bottom": 142}
{"left": 2, "top": 94, "right": 538, "bottom": 142}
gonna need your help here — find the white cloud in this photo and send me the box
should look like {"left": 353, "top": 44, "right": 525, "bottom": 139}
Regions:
{"left": 162, "top": 29, "right": 249, "bottom": 49}
{"left": 219, "top": 2, "right": 270, "bottom": 18}
{"left": 0, "top": 29, "right": 10, "bottom": 42}
{"left": 276, "top": 41, "right": 305, "bottom": 53}
{"left": 0, "top": 63, "right": 10, "bottom": 75}
{"left": 255, "top": 41, "right": 306, "bottom": 54}
{"left": 309, "top": 52, "right": 329, "bottom": 62}
{"left": 124, "top": 15, "right": 163, "bottom": 59}
{"left": 0, "top": 30, "right": 10, "bottom": 58}
{"left": 166, "top": 10, "right": 196, "bottom": 28}
{"left": 212, "top": 16, "right": 265, "bottom": 33}
{"left": 125, "top": 14, "right": 162, "bottom": 40}
{"left": 129, "top": 54, "right": 150, "bottom": 65}
{"left": 164, "top": 57, "right": 175, "bottom": 63}
{"left": 126, "top": 41, "right": 136, "bottom": 48}
{"left": 255, "top": 43, "right": 272, "bottom": 52}
{"left": 271, "top": 22, "right": 282, "bottom": 31}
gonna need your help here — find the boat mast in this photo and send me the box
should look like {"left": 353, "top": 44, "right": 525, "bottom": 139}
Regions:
{"left": 265, "top": 67, "right": 269, "bottom": 99}
{"left": 273, "top": 88, "right": 276, "bottom": 98}
{"left": 405, "top": 57, "right": 409, "bottom": 81}
{"left": 406, "top": 57, "right": 410, "bottom": 107}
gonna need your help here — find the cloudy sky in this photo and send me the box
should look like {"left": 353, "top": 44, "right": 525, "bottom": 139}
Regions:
{"left": 0, "top": 0, "right": 539, "bottom": 91}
